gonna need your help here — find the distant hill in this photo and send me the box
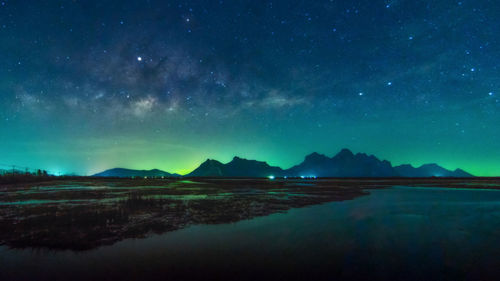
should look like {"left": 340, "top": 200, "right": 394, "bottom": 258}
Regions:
{"left": 92, "top": 168, "right": 179, "bottom": 178}
{"left": 93, "top": 148, "right": 475, "bottom": 178}
{"left": 394, "top": 164, "right": 473, "bottom": 177}
{"left": 187, "top": 157, "right": 284, "bottom": 177}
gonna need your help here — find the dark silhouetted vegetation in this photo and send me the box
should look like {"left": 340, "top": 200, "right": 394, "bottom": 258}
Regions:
{"left": 0, "top": 171, "right": 53, "bottom": 185}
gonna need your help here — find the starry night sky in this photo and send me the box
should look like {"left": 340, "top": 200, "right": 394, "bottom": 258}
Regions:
{"left": 0, "top": 0, "right": 499, "bottom": 176}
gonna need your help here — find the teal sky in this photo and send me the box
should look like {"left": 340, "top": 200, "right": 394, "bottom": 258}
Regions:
{"left": 0, "top": 0, "right": 499, "bottom": 176}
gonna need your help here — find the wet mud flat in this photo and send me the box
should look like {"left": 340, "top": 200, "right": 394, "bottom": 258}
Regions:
{"left": 0, "top": 177, "right": 498, "bottom": 251}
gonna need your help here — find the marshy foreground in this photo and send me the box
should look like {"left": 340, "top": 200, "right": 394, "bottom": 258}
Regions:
{"left": 0, "top": 177, "right": 497, "bottom": 251}
{"left": 1, "top": 178, "right": 500, "bottom": 281}
{"left": 0, "top": 178, "right": 371, "bottom": 250}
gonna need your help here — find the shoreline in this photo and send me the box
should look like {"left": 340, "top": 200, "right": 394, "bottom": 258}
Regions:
{"left": 0, "top": 178, "right": 499, "bottom": 251}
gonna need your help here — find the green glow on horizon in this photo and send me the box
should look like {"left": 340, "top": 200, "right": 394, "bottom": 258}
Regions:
{"left": 1, "top": 1, "right": 499, "bottom": 177}
{"left": 0, "top": 130, "right": 498, "bottom": 176}
{"left": 0, "top": 106, "right": 499, "bottom": 177}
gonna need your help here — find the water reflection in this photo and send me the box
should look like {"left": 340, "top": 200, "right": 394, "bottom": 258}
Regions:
{"left": 2, "top": 184, "right": 500, "bottom": 281}
{"left": 0, "top": 178, "right": 368, "bottom": 250}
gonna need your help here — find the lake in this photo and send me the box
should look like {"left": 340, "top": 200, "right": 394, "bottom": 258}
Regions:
{"left": 1, "top": 185, "right": 500, "bottom": 280}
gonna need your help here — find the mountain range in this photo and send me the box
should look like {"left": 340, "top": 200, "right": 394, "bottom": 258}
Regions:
{"left": 92, "top": 168, "right": 181, "bottom": 178}
{"left": 92, "top": 148, "right": 474, "bottom": 178}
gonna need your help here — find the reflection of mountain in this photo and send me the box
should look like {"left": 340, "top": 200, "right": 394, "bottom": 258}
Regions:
{"left": 92, "top": 168, "right": 179, "bottom": 178}
{"left": 93, "top": 148, "right": 474, "bottom": 178}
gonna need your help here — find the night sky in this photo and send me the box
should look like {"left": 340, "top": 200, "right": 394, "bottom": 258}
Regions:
{"left": 0, "top": 0, "right": 499, "bottom": 176}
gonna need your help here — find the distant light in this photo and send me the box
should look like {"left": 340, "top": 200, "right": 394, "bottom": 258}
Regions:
{"left": 409, "top": 36, "right": 414, "bottom": 40}
{"left": 387, "top": 82, "right": 392, "bottom": 86}
{"left": 268, "top": 175, "right": 275, "bottom": 180}
{"left": 144, "top": 176, "right": 148, "bottom": 179}
{"left": 358, "top": 92, "right": 364, "bottom": 96}
{"left": 137, "top": 56, "right": 142, "bottom": 62}
{"left": 284, "top": 176, "right": 287, "bottom": 179}
{"left": 300, "top": 176, "right": 305, "bottom": 179}
{"left": 489, "top": 92, "right": 494, "bottom": 96}
{"left": 470, "top": 68, "right": 475, "bottom": 72}
{"left": 186, "top": 18, "right": 190, "bottom": 22}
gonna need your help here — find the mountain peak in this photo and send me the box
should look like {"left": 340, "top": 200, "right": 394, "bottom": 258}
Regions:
{"left": 188, "top": 155, "right": 282, "bottom": 177}
{"left": 420, "top": 163, "right": 440, "bottom": 168}
{"left": 187, "top": 159, "right": 224, "bottom": 177}
{"left": 420, "top": 163, "right": 439, "bottom": 167}
{"left": 304, "top": 152, "right": 329, "bottom": 161}
{"left": 396, "top": 164, "right": 415, "bottom": 169}
{"left": 202, "top": 159, "right": 222, "bottom": 165}
{"left": 335, "top": 148, "right": 354, "bottom": 158}
{"left": 453, "top": 168, "right": 473, "bottom": 177}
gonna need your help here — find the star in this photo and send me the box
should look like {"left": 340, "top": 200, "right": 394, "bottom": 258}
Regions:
{"left": 1, "top": 0, "right": 499, "bottom": 178}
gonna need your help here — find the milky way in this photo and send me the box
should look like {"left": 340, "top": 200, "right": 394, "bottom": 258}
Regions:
{"left": 0, "top": 0, "right": 498, "bottom": 175}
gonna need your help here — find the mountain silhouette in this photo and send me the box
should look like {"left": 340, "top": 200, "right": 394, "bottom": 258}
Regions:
{"left": 394, "top": 164, "right": 473, "bottom": 177}
{"left": 93, "top": 148, "right": 474, "bottom": 178}
{"left": 286, "top": 148, "right": 398, "bottom": 177}
{"left": 187, "top": 156, "right": 284, "bottom": 177}
{"left": 185, "top": 159, "right": 225, "bottom": 177}
{"left": 92, "top": 168, "right": 179, "bottom": 178}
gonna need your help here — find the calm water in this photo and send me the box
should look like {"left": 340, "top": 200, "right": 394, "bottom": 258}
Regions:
{"left": 2, "top": 186, "right": 500, "bottom": 281}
